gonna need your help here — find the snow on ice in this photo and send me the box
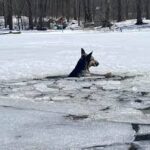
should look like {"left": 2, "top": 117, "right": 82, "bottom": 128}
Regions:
{"left": 0, "top": 30, "right": 150, "bottom": 81}
{"left": 0, "top": 30, "right": 150, "bottom": 149}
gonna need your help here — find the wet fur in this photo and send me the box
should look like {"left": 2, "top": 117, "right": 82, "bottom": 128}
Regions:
{"left": 69, "top": 48, "right": 99, "bottom": 77}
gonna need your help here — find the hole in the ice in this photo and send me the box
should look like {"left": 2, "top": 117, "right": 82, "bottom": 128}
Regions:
{"left": 134, "top": 99, "right": 142, "bottom": 103}
{"left": 65, "top": 114, "right": 89, "bottom": 120}
{"left": 134, "top": 133, "right": 150, "bottom": 141}
{"left": 38, "top": 73, "right": 138, "bottom": 81}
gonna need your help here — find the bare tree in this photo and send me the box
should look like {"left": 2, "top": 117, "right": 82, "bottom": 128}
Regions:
{"left": 26, "top": 0, "right": 33, "bottom": 29}
{"left": 102, "top": 0, "right": 111, "bottom": 28}
{"left": 2, "top": 0, "right": 7, "bottom": 28}
{"left": 117, "top": 0, "right": 122, "bottom": 22}
{"left": 38, "top": 0, "right": 48, "bottom": 30}
{"left": 7, "top": 0, "right": 13, "bottom": 30}
{"left": 136, "top": 0, "right": 143, "bottom": 25}
{"left": 73, "top": 0, "right": 77, "bottom": 20}
{"left": 145, "top": 0, "right": 150, "bottom": 19}
{"left": 77, "top": 0, "right": 81, "bottom": 26}
{"left": 65, "top": 0, "right": 70, "bottom": 22}
{"left": 82, "top": 0, "right": 92, "bottom": 23}
{"left": 125, "top": 0, "right": 129, "bottom": 19}
{"left": 1, "top": 0, "right": 150, "bottom": 29}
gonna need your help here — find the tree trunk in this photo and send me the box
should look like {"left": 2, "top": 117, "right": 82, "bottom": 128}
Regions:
{"left": 78, "top": 0, "right": 81, "bottom": 26}
{"left": 61, "top": 0, "right": 65, "bottom": 17}
{"left": 146, "top": 0, "right": 150, "bottom": 19}
{"left": 125, "top": 0, "right": 129, "bottom": 19}
{"left": 38, "top": 0, "right": 44, "bottom": 30}
{"left": 7, "top": 0, "right": 13, "bottom": 30}
{"left": 3, "top": 0, "right": 7, "bottom": 28}
{"left": 117, "top": 0, "right": 122, "bottom": 22}
{"left": 26, "top": 0, "right": 33, "bottom": 29}
{"left": 66, "top": 0, "right": 70, "bottom": 22}
{"left": 73, "top": 0, "right": 77, "bottom": 20}
{"left": 136, "top": 0, "right": 143, "bottom": 25}
{"left": 105, "top": 0, "right": 110, "bottom": 22}
{"left": 91, "top": 0, "right": 95, "bottom": 22}
{"left": 87, "top": 0, "right": 92, "bottom": 22}
{"left": 102, "top": 0, "right": 111, "bottom": 28}
{"left": 83, "top": 0, "right": 92, "bottom": 23}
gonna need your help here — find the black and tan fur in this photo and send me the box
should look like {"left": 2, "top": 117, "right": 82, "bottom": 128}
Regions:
{"left": 68, "top": 48, "right": 99, "bottom": 77}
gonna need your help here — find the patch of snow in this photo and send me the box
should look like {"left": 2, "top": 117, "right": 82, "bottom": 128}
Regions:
{"left": 66, "top": 20, "right": 83, "bottom": 30}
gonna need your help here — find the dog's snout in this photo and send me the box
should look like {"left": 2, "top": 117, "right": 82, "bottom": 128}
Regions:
{"left": 96, "top": 62, "right": 99, "bottom": 66}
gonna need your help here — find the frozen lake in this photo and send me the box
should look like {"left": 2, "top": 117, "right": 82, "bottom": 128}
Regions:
{"left": 0, "top": 30, "right": 150, "bottom": 80}
{"left": 0, "top": 31, "right": 150, "bottom": 149}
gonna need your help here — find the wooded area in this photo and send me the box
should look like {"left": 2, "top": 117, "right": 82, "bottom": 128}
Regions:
{"left": 0, "top": 0, "right": 150, "bottom": 30}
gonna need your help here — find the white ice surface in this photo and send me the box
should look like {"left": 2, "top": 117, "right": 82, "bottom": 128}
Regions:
{"left": 0, "top": 30, "right": 150, "bottom": 81}
{"left": 0, "top": 99, "right": 135, "bottom": 150}
{"left": 1, "top": 30, "right": 150, "bottom": 149}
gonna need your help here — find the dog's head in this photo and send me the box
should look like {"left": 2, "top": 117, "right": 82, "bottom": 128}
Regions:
{"left": 81, "top": 48, "right": 99, "bottom": 70}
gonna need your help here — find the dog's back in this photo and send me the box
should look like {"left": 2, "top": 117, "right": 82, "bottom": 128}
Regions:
{"left": 69, "top": 57, "right": 88, "bottom": 77}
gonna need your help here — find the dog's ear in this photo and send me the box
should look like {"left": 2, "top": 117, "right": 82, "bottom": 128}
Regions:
{"left": 86, "top": 52, "right": 93, "bottom": 60}
{"left": 81, "top": 48, "right": 86, "bottom": 56}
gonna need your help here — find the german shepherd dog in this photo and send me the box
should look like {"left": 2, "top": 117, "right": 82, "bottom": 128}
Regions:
{"left": 68, "top": 48, "right": 99, "bottom": 77}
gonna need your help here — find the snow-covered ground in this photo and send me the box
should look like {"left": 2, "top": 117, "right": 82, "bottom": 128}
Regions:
{"left": 95, "top": 19, "right": 150, "bottom": 32}
{"left": 0, "top": 30, "right": 150, "bottom": 149}
{"left": 114, "top": 19, "right": 150, "bottom": 31}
